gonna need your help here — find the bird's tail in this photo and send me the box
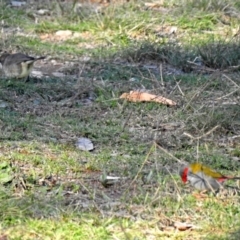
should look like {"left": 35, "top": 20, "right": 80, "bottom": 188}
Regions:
{"left": 228, "top": 176, "right": 240, "bottom": 180}
{"left": 35, "top": 56, "right": 46, "bottom": 61}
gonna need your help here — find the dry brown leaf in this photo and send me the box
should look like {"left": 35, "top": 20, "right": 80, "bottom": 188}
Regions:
{"left": 162, "top": 222, "right": 200, "bottom": 232}
{"left": 174, "top": 222, "right": 197, "bottom": 231}
{"left": 0, "top": 234, "right": 8, "bottom": 240}
{"left": 144, "top": 1, "right": 164, "bottom": 8}
{"left": 192, "top": 192, "right": 209, "bottom": 200}
{"left": 120, "top": 91, "right": 177, "bottom": 106}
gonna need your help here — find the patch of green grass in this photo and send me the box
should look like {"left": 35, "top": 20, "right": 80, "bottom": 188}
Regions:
{"left": 198, "top": 41, "right": 240, "bottom": 69}
{"left": 181, "top": 0, "right": 240, "bottom": 14}
{"left": 0, "top": 3, "right": 31, "bottom": 27}
{"left": 177, "top": 14, "right": 218, "bottom": 31}
{"left": 0, "top": 140, "right": 239, "bottom": 239}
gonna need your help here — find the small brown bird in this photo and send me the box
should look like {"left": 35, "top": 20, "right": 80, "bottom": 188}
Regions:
{"left": 0, "top": 52, "right": 45, "bottom": 81}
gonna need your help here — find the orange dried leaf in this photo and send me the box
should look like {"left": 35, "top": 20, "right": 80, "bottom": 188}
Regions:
{"left": 0, "top": 234, "right": 7, "bottom": 240}
{"left": 174, "top": 222, "right": 196, "bottom": 231}
{"left": 120, "top": 91, "right": 176, "bottom": 106}
{"left": 192, "top": 192, "right": 209, "bottom": 200}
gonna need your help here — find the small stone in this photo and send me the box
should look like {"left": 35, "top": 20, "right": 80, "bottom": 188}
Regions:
{"left": 11, "top": 1, "right": 26, "bottom": 7}
{"left": 37, "top": 9, "right": 49, "bottom": 15}
{"left": 55, "top": 30, "right": 72, "bottom": 37}
{"left": 0, "top": 101, "right": 8, "bottom": 108}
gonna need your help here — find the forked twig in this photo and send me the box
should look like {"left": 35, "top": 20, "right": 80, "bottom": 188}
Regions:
{"left": 155, "top": 142, "right": 187, "bottom": 165}
{"left": 183, "top": 125, "right": 219, "bottom": 140}
{"left": 126, "top": 143, "right": 156, "bottom": 190}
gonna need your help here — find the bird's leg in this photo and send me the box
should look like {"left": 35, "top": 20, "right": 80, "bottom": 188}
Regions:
{"left": 25, "top": 75, "right": 30, "bottom": 82}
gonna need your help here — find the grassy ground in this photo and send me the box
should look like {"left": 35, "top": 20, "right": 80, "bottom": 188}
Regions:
{"left": 0, "top": 0, "right": 240, "bottom": 239}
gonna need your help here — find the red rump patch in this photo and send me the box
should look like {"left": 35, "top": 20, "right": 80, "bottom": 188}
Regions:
{"left": 181, "top": 167, "right": 188, "bottom": 183}
{"left": 217, "top": 176, "right": 228, "bottom": 183}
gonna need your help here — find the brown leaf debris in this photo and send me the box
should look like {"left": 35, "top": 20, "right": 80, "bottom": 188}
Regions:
{"left": 120, "top": 91, "right": 177, "bottom": 106}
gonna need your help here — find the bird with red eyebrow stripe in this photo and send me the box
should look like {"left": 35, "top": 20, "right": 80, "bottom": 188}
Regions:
{"left": 179, "top": 163, "right": 240, "bottom": 191}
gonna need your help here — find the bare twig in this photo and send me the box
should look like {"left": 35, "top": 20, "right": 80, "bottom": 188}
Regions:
{"left": 222, "top": 74, "right": 240, "bottom": 89}
{"left": 127, "top": 143, "right": 155, "bottom": 189}
{"left": 216, "top": 89, "right": 239, "bottom": 100}
{"left": 176, "top": 80, "right": 184, "bottom": 96}
{"left": 159, "top": 63, "right": 164, "bottom": 86}
{"left": 182, "top": 80, "right": 210, "bottom": 111}
{"left": 183, "top": 125, "right": 219, "bottom": 140}
{"left": 155, "top": 142, "right": 187, "bottom": 164}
